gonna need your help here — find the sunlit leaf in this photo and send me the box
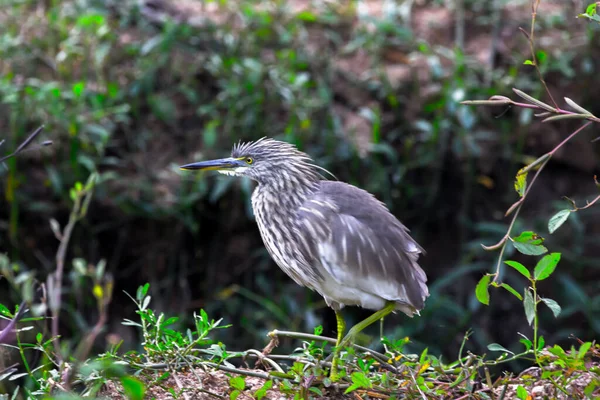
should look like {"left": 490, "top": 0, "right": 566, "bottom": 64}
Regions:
{"left": 579, "top": 342, "right": 592, "bottom": 359}
{"left": 254, "top": 380, "right": 273, "bottom": 400}
{"left": 344, "top": 371, "right": 371, "bottom": 394}
{"left": 513, "top": 231, "right": 543, "bottom": 244}
{"left": 535, "top": 51, "right": 546, "bottom": 65}
{"left": 500, "top": 283, "right": 523, "bottom": 300}
{"left": 120, "top": 376, "right": 146, "bottom": 400}
{"left": 534, "top": 253, "right": 561, "bottom": 281}
{"left": 230, "top": 376, "right": 245, "bottom": 391}
{"left": 520, "top": 337, "right": 532, "bottom": 351}
{"left": 505, "top": 260, "right": 531, "bottom": 279}
{"left": 514, "top": 167, "right": 527, "bottom": 197}
{"left": 586, "top": 2, "right": 597, "bottom": 15}
{"left": 296, "top": 11, "right": 317, "bottom": 22}
{"left": 475, "top": 274, "right": 491, "bottom": 305}
{"left": 516, "top": 385, "right": 528, "bottom": 400}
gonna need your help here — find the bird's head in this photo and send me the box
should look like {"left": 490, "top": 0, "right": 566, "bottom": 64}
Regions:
{"left": 180, "top": 138, "right": 323, "bottom": 186}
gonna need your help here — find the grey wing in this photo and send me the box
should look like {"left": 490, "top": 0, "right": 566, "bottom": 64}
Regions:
{"left": 297, "top": 181, "right": 429, "bottom": 311}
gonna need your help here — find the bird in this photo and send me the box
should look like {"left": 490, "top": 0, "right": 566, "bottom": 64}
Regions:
{"left": 180, "top": 138, "right": 428, "bottom": 380}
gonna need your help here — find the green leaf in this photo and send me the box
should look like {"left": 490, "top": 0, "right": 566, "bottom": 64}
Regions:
{"left": 120, "top": 376, "right": 146, "bottom": 400}
{"left": 475, "top": 275, "right": 491, "bottom": 305}
{"left": 136, "top": 283, "right": 150, "bottom": 302}
{"left": 350, "top": 372, "right": 371, "bottom": 389}
{"left": 538, "top": 335, "right": 545, "bottom": 350}
{"left": 313, "top": 325, "right": 323, "bottom": 335}
{"left": 514, "top": 167, "right": 527, "bottom": 197}
{"left": 548, "top": 209, "right": 571, "bottom": 234}
{"left": 578, "top": 342, "right": 592, "bottom": 359}
{"left": 534, "top": 253, "right": 561, "bottom": 281}
{"left": 520, "top": 337, "right": 532, "bottom": 351}
{"left": 419, "top": 347, "right": 428, "bottom": 364}
{"left": 586, "top": 2, "right": 597, "bottom": 16}
{"left": 536, "top": 50, "right": 547, "bottom": 65}
{"left": 72, "top": 81, "right": 85, "bottom": 98}
{"left": 513, "top": 231, "right": 543, "bottom": 244}
{"left": 523, "top": 59, "right": 535, "bottom": 65}
{"left": 524, "top": 289, "right": 535, "bottom": 326}
{"left": 296, "top": 11, "right": 317, "bottom": 22}
{"left": 487, "top": 343, "right": 514, "bottom": 354}
{"left": 511, "top": 231, "right": 547, "bottom": 255}
{"left": 584, "top": 381, "right": 598, "bottom": 397}
{"left": 344, "top": 384, "right": 360, "bottom": 394}
{"left": 500, "top": 283, "right": 523, "bottom": 300}
{"left": 505, "top": 260, "right": 531, "bottom": 279}
{"left": 541, "top": 297, "right": 561, "bottom": 318}
{"left": 0, "top": 304, "right": 10, "bottom": 316}
{"left": 230, "top": 390, "right": 241, "bottom": 400}
{"left": 254, "top": 380, "right": 272, "bottom": 400}
{"left": 548, "top": 345, "right": 566, "bottom": 360}
{"left": 516, "top": 385, "right": 528, "bottom": 400}
{"left": 512, "top": 241, "right": 548, "bottom": 256}
{"left": 230, "top": 376, "right": 245, "bottom": 391}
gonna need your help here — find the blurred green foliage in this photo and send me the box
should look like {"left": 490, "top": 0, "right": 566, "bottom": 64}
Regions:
{"left": 0, "top": 0, "right": 599, "bottom": 377}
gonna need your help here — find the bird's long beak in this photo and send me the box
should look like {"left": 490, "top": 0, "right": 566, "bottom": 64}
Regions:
{"left": 179, "top": 157, "right": 244, "bottom": 171}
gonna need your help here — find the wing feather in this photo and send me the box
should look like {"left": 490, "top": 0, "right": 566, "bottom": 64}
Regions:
{"left": 296, "top": 181, "right": 428, "bottom": 311}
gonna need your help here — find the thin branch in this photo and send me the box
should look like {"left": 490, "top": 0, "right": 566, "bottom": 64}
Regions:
{"left": 525, "top": 0, "right": 559, "bottom": 109}
{"left": 0, "top": 126, "right": 51, "bottom": 164}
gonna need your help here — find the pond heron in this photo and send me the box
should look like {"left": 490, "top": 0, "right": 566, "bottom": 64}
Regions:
{"left": 180, "top": 138, "right": 428, "bottom": 380}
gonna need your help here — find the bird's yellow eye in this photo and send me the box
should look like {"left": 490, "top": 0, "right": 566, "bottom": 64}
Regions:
{"left": 245, "top": 157, "right": 254, "bottom": 164}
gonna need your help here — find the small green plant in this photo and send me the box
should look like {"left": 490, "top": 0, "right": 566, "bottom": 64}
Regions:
{"left": 478, "top": 251, "right": 562, "bottom": 361}
{"left": 120, "top": 283, "right": 233, "bottom": 365}
{"left": 578, "top": 2, "right": 600, "bottom": 23}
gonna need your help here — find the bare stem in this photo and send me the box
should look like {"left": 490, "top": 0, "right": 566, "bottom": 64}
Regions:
{"left": 491, "top": 154, "right": 551, "bottom": 283}
{"left": 526, "top": 0, "right": 559, "bottom": 109}
{"left": 51, "top": 205, "right": 80, "bottom": 365}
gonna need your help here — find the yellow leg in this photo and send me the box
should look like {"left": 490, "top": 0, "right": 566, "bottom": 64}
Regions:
{"left": 330, "top": 310, "right": 346, "bottom": 381}
{"left": 330, "top": 301, "right": 396, "bottom": 381}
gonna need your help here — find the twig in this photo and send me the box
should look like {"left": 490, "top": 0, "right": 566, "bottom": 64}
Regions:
{"left": 268, "top": 329, "right": 390, "bottom": 365}
{"left": 49, "top": 174, "right": 97, "bottom": 369}
{"left": 170, "top": 367, "right": 191, "bottom": 400}
{"left": 570, "top": 193, "right": 600, "bottom": 211}
{"left": 474, "top": 115, "right": 592, "bottom": 284}
{"left": 245, "top": 349, "right": 285, "bottom": 373}
{"left": 406, "top": 364, "right": 428, "bottom": 400}
{"left": 175, "top": 354, "right": 226, "bottom": 399}
{"left": 50, "top": 211, "right": 78, "bottom": 365}
{"left": 0, "top": 126, "right": 51, "bottom": 164}
{"left": 524, "top": 0, "right": 559, "bottom": 109}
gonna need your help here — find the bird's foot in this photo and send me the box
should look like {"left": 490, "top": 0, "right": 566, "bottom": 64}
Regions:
{"left": 329, "top": 330, "right": 358, "bottom": 382}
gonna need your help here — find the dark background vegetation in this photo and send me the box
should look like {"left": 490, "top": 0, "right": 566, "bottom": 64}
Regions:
{"left": 1, "top": 0, "right": 599, "bottom": 371}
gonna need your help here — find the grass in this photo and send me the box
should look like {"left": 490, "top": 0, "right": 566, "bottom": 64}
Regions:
{"left": 1, "top": 0, "right": 600, "bottom": 398}
{"left": 1, "top": 280, "right": 598, "bottom": 398}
